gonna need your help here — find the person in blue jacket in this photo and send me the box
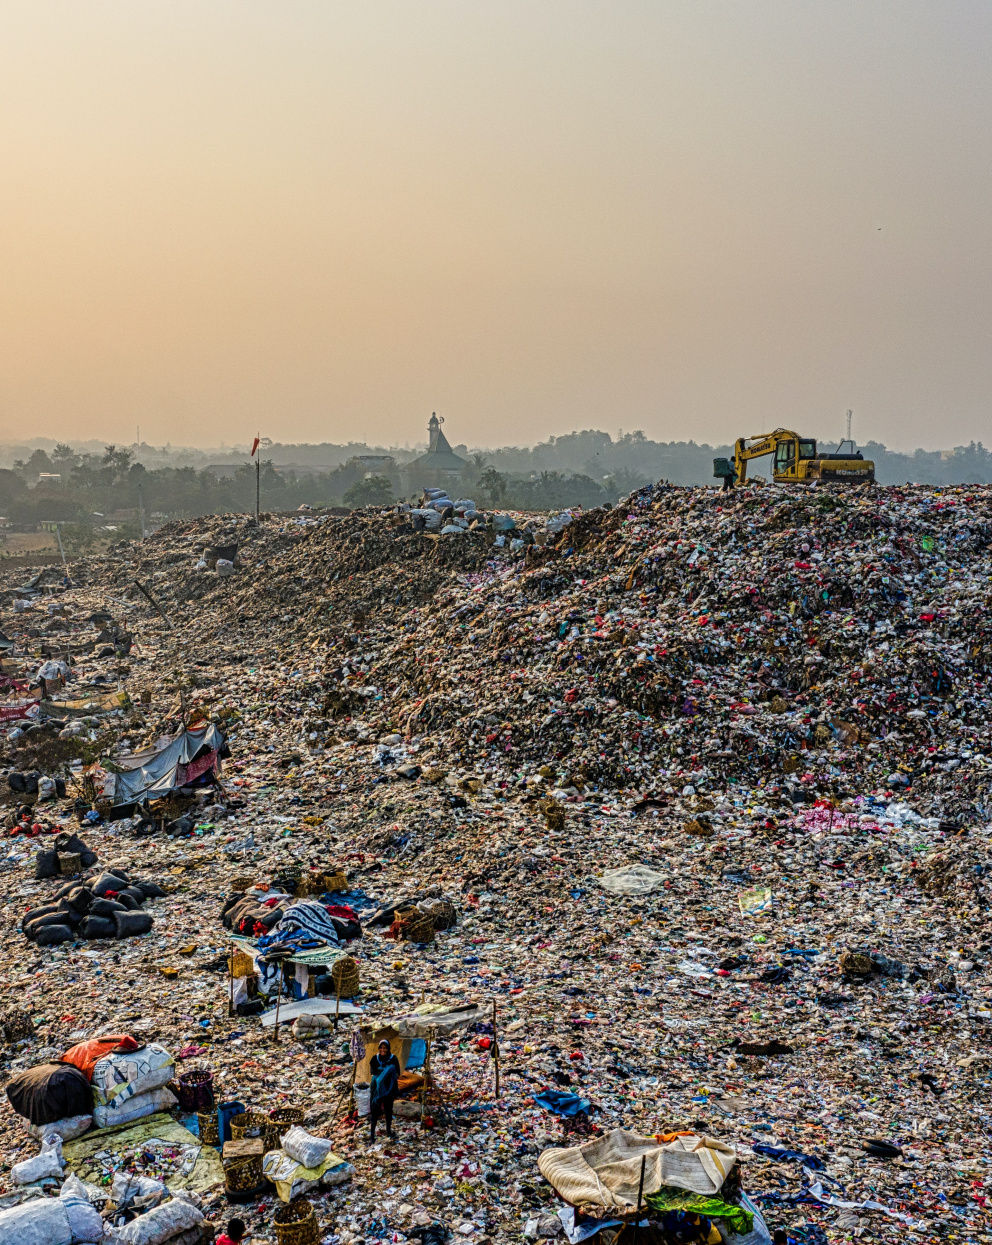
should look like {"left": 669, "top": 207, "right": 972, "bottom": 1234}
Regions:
{"left": 369, "top": 1039, "right": 400, "bottom": 1142}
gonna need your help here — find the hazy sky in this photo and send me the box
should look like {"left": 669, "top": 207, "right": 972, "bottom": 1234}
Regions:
{"left": 1, "top": 2, "right": 991, "bottom": 451}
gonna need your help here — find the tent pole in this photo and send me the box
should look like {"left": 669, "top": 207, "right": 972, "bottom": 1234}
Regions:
{"left": 492, "top": 999, "right": 500, "bottom": 1100}
{"left": 420, "top": 1032, "right": 432, "bottom": 1129}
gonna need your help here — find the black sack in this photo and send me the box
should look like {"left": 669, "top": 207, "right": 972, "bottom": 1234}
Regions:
{"left": 114, "top": 910, "right": 153, "bottom": 938}
{"left": 34, "top": 850, "right": 59, "bottom": 880}
{"left": 89, "top": 898, "right": 125, "bottom": 918}
{"left": 6, "top": 1062, "right": 92, "bottom": 1124}
{"left": 80, "top": 915, "right": 116, "bottom": 940}
{"left": 36, "top": 925, "right": 73, "bottom": 946}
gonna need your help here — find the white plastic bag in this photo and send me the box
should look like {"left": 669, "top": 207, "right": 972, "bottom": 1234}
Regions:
{"left": 92, "top": 1043, "right": 174, "bottom": 1107}
{"left": 93, "top": 1087, "right": 177, "bottom": 1129}
{"left": 111, "top": 1172, "right": 165, "bottom": 1210}
{"left": 0, "top": 1197, "right": 72, "bottom": 1245}
{"left": 117, "top": 1198, "right": 203, "bottom": 1245}
{"left": 27, "top": 1114, "right": 92, "bottom": 1143}
{"left": 281, "top": 1125, "right": 332, "bottom": 1169}
{"left": 11, "top": 1136, "right": 63, "bottom": 1184}
{"left": 60, "top": 1173, "right": 105, "bottom": 1244}
{"left": 215, "top": 559, "right": 235, "bottom": 577}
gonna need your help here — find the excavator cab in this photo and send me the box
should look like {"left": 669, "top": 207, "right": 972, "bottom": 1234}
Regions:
{"left": 772, "top": 436, "right": 816, "bottom": 480}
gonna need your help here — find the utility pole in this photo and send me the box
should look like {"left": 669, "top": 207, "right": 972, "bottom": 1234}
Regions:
{"left": 251, "top": 435, "right": 271, "bottom": 524}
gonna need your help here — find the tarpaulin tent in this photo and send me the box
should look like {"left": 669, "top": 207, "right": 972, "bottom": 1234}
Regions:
{"left": 107, "top": 723, "right": 228, "bottom": 807}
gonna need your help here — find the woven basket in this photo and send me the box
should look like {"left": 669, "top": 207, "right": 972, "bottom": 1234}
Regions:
{"left": 274, "top": 1198, "right": 319, "bottom": 1245}
{"left": 229, "top": 950, "right": 255, "bottom": 978}
{"left": 429, "top": 900, "right": 457, "bottom": 931}
{"left": 269, "top": 1106, "right": 305, "bottom": 1127}
{"left": 275, "top": 868, "right": 303, "bottom": 895}
{"left": 230, "top": 875, "right": 255, "bottom": 893}
{"left": 323, "top": 869, "right": 348, "bottom": 892}
{"left": 405, "top": 911, "right": 435, "bottom": 944}
{"left": 225, "top": 1153, "right": 264, "bottom": 1196}
{"left": 177, "top": 1068, "right": 215, "bottom": 1113}
{"left": 58, "top": 852, "right": 81, "bottom": 876}
{"left": 197, "top": 1112, "right": 220, "bottom": 1145}
{"left": 231, "top": 1110, "right": 268, "bottom": 1141}
{"left": 330, "top": 956, "right": 360, "bottom": 998}
{"left": 265, "top": 1106, "right": 305, "bottom": 1150}
{"left": 0, "top": 1009, "right": 34, "bottom": 1042}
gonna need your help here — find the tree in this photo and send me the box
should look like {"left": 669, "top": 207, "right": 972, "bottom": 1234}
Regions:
{"left": 52, "top": 443, "right": 79, "bottom": 469}
{"left": 478, "top": 466, "right": 507, "bottom": 506}
{"left": 343, "top": 475, "right": 393, "bottom": 507}
{"left": 21, "top": 449, "right": 53, "bottom": 481}
{"left": 101, "top": 445, "right": 135, "bottom": 484}
{"left": 60, "top": 522, "right": 96, "bottom": 555}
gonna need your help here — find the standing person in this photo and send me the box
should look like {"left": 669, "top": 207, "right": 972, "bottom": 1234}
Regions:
{"left": 369, "top": 1039, "right": 400, "bottom": 1142}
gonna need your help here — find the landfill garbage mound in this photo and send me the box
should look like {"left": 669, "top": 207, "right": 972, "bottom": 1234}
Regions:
{"left": 0, "top": 483, "right": 988, "bottom": 1244}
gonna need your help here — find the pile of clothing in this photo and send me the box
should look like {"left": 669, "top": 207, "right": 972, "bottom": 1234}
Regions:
{"left": 21, "top": 867, "right": 166, "bottom": 945}
{"left": 5, "top": 1036, "right": 177, "bottom": 1136}
{"left": 222, "top": 884, "right": 362, "bottom": 949}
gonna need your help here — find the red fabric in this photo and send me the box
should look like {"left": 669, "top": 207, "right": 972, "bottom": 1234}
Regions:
{"left": 217, "top": 1235, "right": 242, "bottom": 1245}
{"left": 324, "top": 904, "right": 359, "bottom": 921}
{"left": 61, "top": 1035, "right": 141, "bottom": 1080}
{"left": 179, "top": 748, "right": 219, "bottom": 786}
{"left": 261, "top": 897, "right": 282, "bottom": 909}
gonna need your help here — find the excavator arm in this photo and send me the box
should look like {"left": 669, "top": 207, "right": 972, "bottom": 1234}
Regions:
{"left": 733, "top": 429, "right": 794, "bottom": 484}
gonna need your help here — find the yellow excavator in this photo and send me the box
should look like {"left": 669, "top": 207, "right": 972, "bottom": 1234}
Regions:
{"left": 714, "top": 430, "right": 875, "bottom": 487}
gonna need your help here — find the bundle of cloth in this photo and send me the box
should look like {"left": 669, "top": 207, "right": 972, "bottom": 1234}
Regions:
{"left": 222, "top": 887, "right": 361, "bottom": 949}
{"left": 5, "top": 1036, "right": 177, "bottom": 1136}
{"left": 260, "top": 1125, "right": 352, "bottom": 1203}
{"left": 21, "top": 869, "right": 166, "bottom": 945}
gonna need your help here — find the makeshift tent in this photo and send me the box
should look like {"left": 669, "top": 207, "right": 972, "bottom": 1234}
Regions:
{"left": 538, "top": 1129, "right": 738, "bottom": 1211}
{"left": 105, "top": 723, "right": 228, "bottom": 807}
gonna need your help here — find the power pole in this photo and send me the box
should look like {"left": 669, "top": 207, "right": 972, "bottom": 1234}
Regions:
{"left": 55, "top": 524, "right": 67, "bottom": 570}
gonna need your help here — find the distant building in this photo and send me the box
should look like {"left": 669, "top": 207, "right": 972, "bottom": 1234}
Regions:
{"left": 408, "top": 413, "right": 466, "bottom": 476}
{"left": 353, "top": 455, "right": 395, "bottom": 478}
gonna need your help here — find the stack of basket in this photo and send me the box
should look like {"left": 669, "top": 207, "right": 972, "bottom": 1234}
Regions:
{"left": 231, "top": 1110, "right": 269, "bottom": 1141}
{"left": 322, "top": 868, "right": 348, "bottom": 893}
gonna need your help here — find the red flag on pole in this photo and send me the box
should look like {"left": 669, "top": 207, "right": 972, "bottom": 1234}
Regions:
{"left": 251, "top": 436, "right": 260, "bottom": 457}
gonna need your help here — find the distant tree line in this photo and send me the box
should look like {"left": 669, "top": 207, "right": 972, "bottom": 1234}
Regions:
{"left": 1, "top": 433, "right": 991, "bottom": 532}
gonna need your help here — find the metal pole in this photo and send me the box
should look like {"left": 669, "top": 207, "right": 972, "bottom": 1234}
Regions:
{"left": 636, "top": 1155, "right": 646, "bottom": 1224}
{"left": 272, "top": 961, "right": 283, "bottom": 1043}
{"left": 138, "top": 485, "right": 146, "bottom": 539}
{"left": 55, "top": 525, "right": 67, "bottom": 570}
{"left": 492, "top": 999, "right": 500, "bottom": 1099}
{"left": 256, "top": 456, "right": 260, "bottom": 525}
